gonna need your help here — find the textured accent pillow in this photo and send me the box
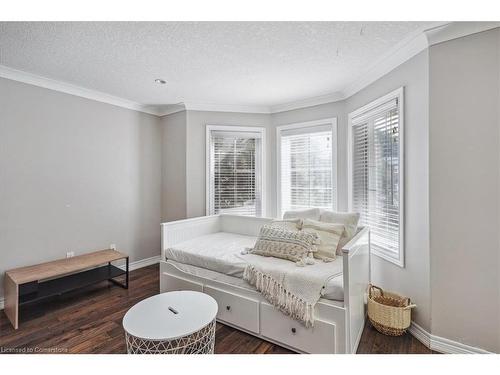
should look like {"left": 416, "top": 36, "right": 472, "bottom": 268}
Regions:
{"left": 319, "top": 211, "right": 360, "bottom": 255}
{"left": 302, "top": 219, "right": 344, "bottom": 262}
{"left": 283, "top": 208, "right": 321, "bottom": 221}
{"left": 249, "top": 225, "right": 318, "bottom": 264}
{"left": 270, "top": 218, "right": 302, "bottom": 231}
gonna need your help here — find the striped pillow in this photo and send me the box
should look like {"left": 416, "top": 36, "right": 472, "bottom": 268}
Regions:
{"left": 249, "top": 225, "right": 318, "bottom": 265}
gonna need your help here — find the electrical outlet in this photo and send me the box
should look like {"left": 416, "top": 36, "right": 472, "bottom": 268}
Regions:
{"left": 109, "top": 244, "right": 116, "bottom": 250}
{"left": 66, "top": 251, "right": 75, "bottom": 258}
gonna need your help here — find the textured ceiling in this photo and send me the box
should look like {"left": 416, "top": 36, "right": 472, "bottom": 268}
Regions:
{"left": 0, "top": 22, "right": 434, "bottom": 108}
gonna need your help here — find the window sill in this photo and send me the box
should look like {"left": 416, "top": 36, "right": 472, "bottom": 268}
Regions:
{"left": 371, "top": 247, "right": 405, "bottom": 268}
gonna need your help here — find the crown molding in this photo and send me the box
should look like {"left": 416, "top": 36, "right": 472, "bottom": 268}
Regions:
{"left": 0, "top": 65, "right": 161, "bottom": 116}
{"left": 425, "top": 21, "right": 500, "bottom": 47}
{"left": 156, "top": 103, "right": 187, "bottom": 116}
{"left": 340, "top": 22, "right": 448, "bottom": 99}
{"left": 3, "top": 22, "right": 498, "bottom": 118}
{"left": 269, "top": 91, "right": 345, "bottom": 114}
{"left": 182, "top": 101, "right": 271, "bottom": 114}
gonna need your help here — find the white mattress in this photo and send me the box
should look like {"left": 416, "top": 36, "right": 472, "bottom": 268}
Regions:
{"left": 165, "top": 232, "right": 344, "bottom": 301}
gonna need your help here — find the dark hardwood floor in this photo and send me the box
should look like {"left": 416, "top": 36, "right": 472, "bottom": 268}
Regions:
{"left": 0, "top": 264, "right": 432, "bottom": 354}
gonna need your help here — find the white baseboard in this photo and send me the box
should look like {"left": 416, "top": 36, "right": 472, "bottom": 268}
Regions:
{"left": 409, "top": 322, "right": 492, "bottom": 354}
{"left": 118, "top": 255, "right": 161, "bottom": 272}
{"left": 408, "top": 321, "right": 431, "bottom": 348}
{"left": 430, "top": 334, "right": 492, "bottom": 354}
{"left": 0, "top": 255, "right": 161, "bottom": 311}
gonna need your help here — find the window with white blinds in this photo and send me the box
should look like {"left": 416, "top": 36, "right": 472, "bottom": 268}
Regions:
{"left": 278, "top": 120, "right": 337, "bottom": 217}
{"left": 349, "top": 88, "right": 404, "bottom": 266}
{"left": 207, "top": 126, "right": 264, "bottom": 217}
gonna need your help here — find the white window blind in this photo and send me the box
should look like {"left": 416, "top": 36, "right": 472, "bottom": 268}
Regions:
{"left": 279, "top": 124, "right": 336, "bottom": 217}
{"left": 208, "top": 128, "right": 263, "bottom": 216}
{"left": 350, "top": 90, "right": 403, "bottom": 266}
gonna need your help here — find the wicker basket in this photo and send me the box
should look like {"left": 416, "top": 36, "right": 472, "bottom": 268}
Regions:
{"left": 367, "top": 284, "right": 416, "bottom": 336}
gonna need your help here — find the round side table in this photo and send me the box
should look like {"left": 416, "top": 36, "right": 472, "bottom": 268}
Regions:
{"left": 123, "top": 291, "right": 218, "bottom": 354}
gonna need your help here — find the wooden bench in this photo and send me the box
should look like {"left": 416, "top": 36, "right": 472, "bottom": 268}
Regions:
{"left": 4, "top": 249, "right": 129, "bottom": 329}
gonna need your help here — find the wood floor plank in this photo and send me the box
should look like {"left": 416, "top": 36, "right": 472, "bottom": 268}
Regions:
{"left": 0, "top": 264, "right": 433, "bottom": 354}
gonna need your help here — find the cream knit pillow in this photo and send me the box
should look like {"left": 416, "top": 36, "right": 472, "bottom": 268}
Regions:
{"left": 270, "top": 218, "right": 302, "bottom": 231}
{"left": 302, "top": 219, "right": 344, "bottom": 262}
{"left": 283, "top": 208, "right": 321, "bottom": 221}
{"left": 249, "top": 225, "right": 318, "bottom": 265}
{"left": 320, "top": 211, "right": 360, "bottom": 255}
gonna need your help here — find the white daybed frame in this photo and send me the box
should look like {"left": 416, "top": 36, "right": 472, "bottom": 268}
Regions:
{"left": 160, "top": 214, "right": 370, "bottom": 354}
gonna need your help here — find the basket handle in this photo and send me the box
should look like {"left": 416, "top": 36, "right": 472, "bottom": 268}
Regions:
{"left": 403, "top": 296, "right": 416, "bottom": 309}
{"left": 368, "top": 284, "right": 384, "bottom": 298}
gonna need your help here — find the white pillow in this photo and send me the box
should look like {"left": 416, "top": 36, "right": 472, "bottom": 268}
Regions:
{"left": 302, "top": 219, "right": 344, "bottom": 262}
{"left": 270, "top": 218, "right": 302, "bottom": 231}
{"left": 283, "top": 208, "right": 321, "bottom": 221}
{"left": 320, "top": 211, "right": 360, "bottom": 255}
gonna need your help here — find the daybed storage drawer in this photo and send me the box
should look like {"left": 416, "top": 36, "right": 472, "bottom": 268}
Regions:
{"left": 204, "top": 286, "right": 260, "bottom": 334}
{"left": 161, "top": 272, "right": 203, "bottom": 293}
{"left": 260, "top": 303, "right": 336, "bottom": 354}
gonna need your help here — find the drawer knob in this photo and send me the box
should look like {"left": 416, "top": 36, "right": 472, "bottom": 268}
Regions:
{"left": 291, "top": 328, "right": 296, "bottom": 334}
{"left": 226, "top": 305, "right": 231, "bottom": 311}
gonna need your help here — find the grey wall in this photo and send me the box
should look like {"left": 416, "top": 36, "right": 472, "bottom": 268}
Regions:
{"left": 160, "top": 111, "right": 187, "bottom": 222}
{"left": 0, "top": 77, "right": 162, "bottom": 297}
{"left": 345, "top": 51, "right": 431, "bottom": 330}
{"left": 429, "top": 29, "right": 500, "bottom": 352}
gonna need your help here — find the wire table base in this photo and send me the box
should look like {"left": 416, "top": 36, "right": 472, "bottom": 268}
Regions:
{"left": 125, "top": 319, "right": 216, "bottom": 354}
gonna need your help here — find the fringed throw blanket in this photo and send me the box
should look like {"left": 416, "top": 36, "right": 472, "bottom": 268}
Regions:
{"left": 240, "top": 254, "right": 343, "bottom": 327}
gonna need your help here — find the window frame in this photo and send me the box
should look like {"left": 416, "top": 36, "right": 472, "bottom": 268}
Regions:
{"left": 347, "top": 87, "right": 405, "bottom": 267}
{"left": 276, "top": 118, "right": 338, "bottom": 218}
{"left": 206, "top": 125, "right": 267, "bottom": 217}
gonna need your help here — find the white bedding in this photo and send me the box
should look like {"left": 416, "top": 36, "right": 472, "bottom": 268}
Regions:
{"left": 165, "top": 232, "right": 344, "bottom": 301}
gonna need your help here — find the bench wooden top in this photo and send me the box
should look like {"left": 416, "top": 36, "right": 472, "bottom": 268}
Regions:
{"left": 5, "top": 249, "right": 128, "bottom": 285}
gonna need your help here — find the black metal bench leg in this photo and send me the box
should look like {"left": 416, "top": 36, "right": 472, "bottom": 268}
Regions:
{"left": 108, "top": 257, "right": 129, "bottom": 289}
{"left": 125, "top": 257, "right": 129, "bottom": 289}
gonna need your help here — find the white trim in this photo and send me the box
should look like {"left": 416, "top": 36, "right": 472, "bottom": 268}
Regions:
{"left": 408, "top": 322, "right": 493, "bottom": 354}
{"left": 205, "top": 125, "right": 267, "bottom": 217}
{"left": 408, "top": 321, "right": 431, "bottom": 348}
{"left": 276, "top": 118, "right": 338, "bottom": 218}
{"left": 117, "top": 255, "right": 161, "bottom": 272}
{"left": 425, "top": 22, "right": 500, "bottom": 47}
{"left": 2, "top": 22, "right": 496, "bottom": 118}
{"left": 431, "top": 334, "right": 493, "bottom": 354}
{"left": 341, "top": 23, "right": 444, "bottom": 99}
{"left": 0, "top": 297, "right": 4, "bottom": 310}
{"left": 348, "top": 87, "right": 405, "bottom": 267}
{"left": 0, "top": 65, "right": 162, "bottom": 116}
{"left": 270, "top": 92, "right": 345, "bottom": 114}
{"left": 156, "top": 104, "right": 187, "bottom": 116}
{"left": 183, "top": 102, "right": 270, "bottom": 114}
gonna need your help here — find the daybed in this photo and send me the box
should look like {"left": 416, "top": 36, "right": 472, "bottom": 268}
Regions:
{"left": 160, "top": 214, "right": 370, "bottom": 354}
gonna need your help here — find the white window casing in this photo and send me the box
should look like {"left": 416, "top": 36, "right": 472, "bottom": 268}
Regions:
{"left": 276, "top": 118, "right": 337, "bottom": 218}
{"left": 348, "top": 87, "right": 404, "bottom": 267}
{"left": 206, "top": 125, "right": 266, "bottom": 217}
